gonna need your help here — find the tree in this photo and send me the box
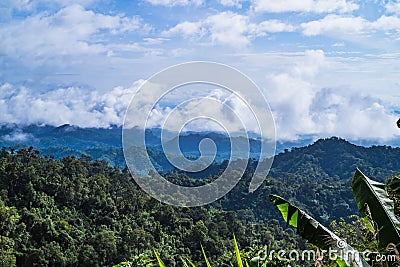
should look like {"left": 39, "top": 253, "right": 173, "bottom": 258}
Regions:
{"left": 270, "top": 168, "right": 400, "bottom": 267}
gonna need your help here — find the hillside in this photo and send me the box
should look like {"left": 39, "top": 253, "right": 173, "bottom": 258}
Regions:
{"left": 2, "top": 135, "right": 400, "bottom": 265}
{"left": 0, "top": 148, "right": 302, "bottom": 266}
{"left": 2, "top": 125, "right": 400, "bottom": 182}
{"left": 271, "top": 137, "right": 400, "bottom": 182}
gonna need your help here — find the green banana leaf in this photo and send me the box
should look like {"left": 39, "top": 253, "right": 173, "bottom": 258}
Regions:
{"left": 352, "top": 168, "right": 400, "bottom": 250}
{"left": 154, "top": 250, "right": 166, "bottom": 267}
{"left": 201, "top": 244, "right": 212, "bottom": 267}
{"left": 233, "top": 234, "right": 244, "bottom": 267}
{"left": 269, "top": 194, "right": 370, "bottom": 267}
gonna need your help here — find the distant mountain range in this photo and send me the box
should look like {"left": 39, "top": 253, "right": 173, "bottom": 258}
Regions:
{"left": 0, "top": 123, "right": 311, "bottom": 152}
{"left": 1, "top": 124, "right": 400, "bottom": 181}
{"left": 0, "top": 124, "right": 122, "bottom": 150}
{"left": 0, "top": 123, "right": 308, "bottom": 161}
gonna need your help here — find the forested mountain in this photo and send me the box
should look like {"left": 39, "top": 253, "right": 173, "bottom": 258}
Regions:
{"left": 2, "top": 124, "right": 400, "bottom": 180}
{"left": 1, "top": 144, "right": 398, "bottom": 266}
{"left": 0, "top": 124, "right": 312, "bottom": 163}
{"left": 0, "top": 148, "right": 304, "bottom": 266}
{"left": 1, "top": 125, "right": 400, "bottom": 266}
{"left": 271, "top": 137, "right": 400, "bottom": 181}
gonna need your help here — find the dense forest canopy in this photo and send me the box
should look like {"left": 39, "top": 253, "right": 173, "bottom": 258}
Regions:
{"left": 1, "top": 136, "right": 400, "bottom": 266}
{"left": 0, "top": 147, "right": 304, "bottom": 266}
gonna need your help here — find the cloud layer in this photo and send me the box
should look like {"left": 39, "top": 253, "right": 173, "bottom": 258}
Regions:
{"left": 1, "top": 1, "right": 400, "bottom": 143}
{"left": 0, "top": 82, "right": 141, "bottom": 128}
{"left": 0, "top": 4, "right": 144, "bottom": 61}
{"left": 265, "top": 50, "right": 399, "bottom": 141}
{"left": 163, "top": 11, "right": 295, "bottom": 47}
{"left": 1, "top": 51, "right": 398, "bottom": 142}
{"left": 252, "top": 0, "right": 359, "bottom": 13}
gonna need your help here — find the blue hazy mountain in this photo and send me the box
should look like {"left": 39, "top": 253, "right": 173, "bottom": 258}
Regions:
{"left": 0, "top": 124, "right": 274, "bottom": 157}
{"left": 1, "top": 124, "right": 400, "bottom": 181}
{"left": 0, "top": 124, "right": 270, "bottom": 168}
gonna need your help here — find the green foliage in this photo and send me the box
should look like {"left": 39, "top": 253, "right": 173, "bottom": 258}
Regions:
{"left": 180, "top": 257, "right": 196, "bottom": 267}
{"left": 154, "top": 250, "right": 166, "bottom": 267}
{"left": 154, "top": 236, "right": 291, "bottom": 267}
{"left": 352, "top": 168, "right": 400, "bottom": 250}
{"left": 269, "top": 194, "right": 370, "bottom": 267}
{"left": 0, "top": 198, "right": 23, "bottom": 267}
{"left": 271, "top": 168, "right": 400, "bottom": 267}
{"left": 0, "top": 147, "right": 305, "bottom": 266}
{"left": 201, "top": 244, "right": 212, "bottom": 267}
{"left": 234, "top": 234, "right": 244, "bottom": 267}
{"left": 330, "top": 216, "right": 377, "bottom": 252}
{"left": 3, "top": 142, "right": 400, "bottom": 266}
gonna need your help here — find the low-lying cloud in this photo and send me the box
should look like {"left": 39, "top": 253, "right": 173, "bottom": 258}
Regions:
{"left": 2, "top": 129, "right": 34, "bottom": 142}
{"left": 0, "top": 82, "right": 141, "bottom": 128}
{"left": 265, "top": 50, "right": 400, "bottom": 141}
{"left": 0, "top": 79, "right": 399, "bottom": 141}
{"left": 1, "top": 52, "right": 399, "bottom": 142}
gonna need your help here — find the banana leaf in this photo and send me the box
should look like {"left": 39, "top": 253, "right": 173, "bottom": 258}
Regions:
{"left": 201, "top": 244, "right": 212, "bottom": 267}
{"left": 154, "top": 250, "right": 166, "bottom": 267}
{"left": 387, "top": 175, "right": 400, "bottom": 195}
{"left": 269, "top": 194, "right": 370, "bottom": 267}
{"left": 233, "top": 234, "right": 244, "bottom": 267}
{"left": 352, "top": 168, "right": 400, "bottom": 250}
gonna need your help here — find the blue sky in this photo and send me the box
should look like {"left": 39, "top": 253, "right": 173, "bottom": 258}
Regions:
{"left": 0, "top": 0, "right": 400, "bottom": 142}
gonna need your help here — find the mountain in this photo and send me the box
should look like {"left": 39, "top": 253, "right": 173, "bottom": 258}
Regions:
{"left": 0, "top": 124, "right": 304, "bottom": 155}
{"left": 160, "top": 132, "right": 266, "bottom": 161}
{"left": 2, "top": 127, "right": 400, "bottom": 266}
{"left": 271, "top": 137, "right": 400, "bottom": 181}
{"left": 1, "top": 124, "right": 400, "bottom": 181}
{"left": 0, "top": 124, "right": 269, "bottom": 166}
{"left": 0, "top": 124, "right": 122, "bottom": 150}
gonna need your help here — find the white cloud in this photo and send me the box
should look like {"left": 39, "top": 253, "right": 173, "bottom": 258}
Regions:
{"left": 2, "top": 129, "right": 34, "bottom": 142}
{"left": 0, "top": 82, "right": 142, "bottom": 128}
{"left": 218, "top": 0, "right": 243, "bottom": 8}
{"left": 206, "top": 12, "right": 251, "bottom": 47}
{"left": 163, "top": 11, "right": 295, "bottom": 47}
{"left": 266, "top": 50, "right": 327, "bottom": 140}
{"left": 310, "top": 89, "right": 399, "bottom": 140}
{"left": 301, "top": 14, "right": 366, "bottom": 36}
{"left": 300, "top": 14, "right": 400, "bottom": 43}
{"left": 0, "top": 4, "right": 144, "bottom": 61}
{"left": 133, "top": 86, "right": 265, "bottom": 136}
{"left": 143, "top": 37, "right": 169, "bottom": 45}
{"left": 145, "top": 0, "right": 203, "bottom": 6}
{"left": 385, "top": 1, "right": 400, "bottom": 15}
{"left": 44, "top": 0, "right": 95, "bottom": 7}
{"left": 1, "top": 54, "right": 398, "bottom": 142}
{"left": 249, "top": 20, "right": 296, "bottom": 36}
{"left": 162, "top": 21, "right": 205, "bottom": 38}
{"left": 261, "top": 50, "right": 400, "bottom": 141}
{"left": 0, "top": 0, "right": 95, "bottom": 19}
{"left": 252, "top": 0, "right": 359, "bottom": 13}
{"left": 3, "top": 0, "right": 34, "bottom": 11}
{"left": 371, "top": 15, "right": 400, "bottom": 35}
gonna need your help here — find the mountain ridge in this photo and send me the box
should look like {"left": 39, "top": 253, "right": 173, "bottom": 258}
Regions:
{"left": 1, "top": 124, "right": 400, "bottom": 181}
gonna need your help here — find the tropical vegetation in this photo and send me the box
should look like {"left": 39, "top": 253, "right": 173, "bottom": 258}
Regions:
{"left": 1, "top": 134, "right": 400, "bottom": 266}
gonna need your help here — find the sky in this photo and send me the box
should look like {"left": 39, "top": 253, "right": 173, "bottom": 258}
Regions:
{"left": 1, "top": 0, "right": 400, "bottom": 142}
